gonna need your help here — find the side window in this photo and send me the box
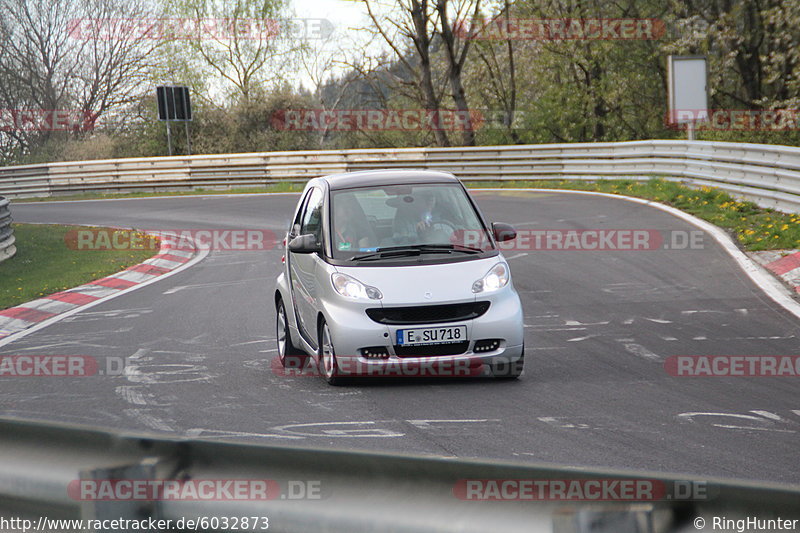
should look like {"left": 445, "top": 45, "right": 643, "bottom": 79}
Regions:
{"left": 291, "top": 190, "right": 313, "bottom": 235}
{"left": 300, "top": 187, "right": 324, "bottom": 241}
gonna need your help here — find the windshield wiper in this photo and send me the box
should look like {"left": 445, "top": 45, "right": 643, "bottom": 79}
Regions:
{"left": 349, "top": 248, "right": 422, "bottom": 261}
{"left": 349, "top": 243, "right": 483, "bottom": 261}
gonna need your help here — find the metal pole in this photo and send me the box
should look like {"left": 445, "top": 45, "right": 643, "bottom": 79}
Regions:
{"left": 687, "top": 122, "right": 695, "bottom": 141}
{"left": 166, "top": 119, "right": 173, "bottom": 156}
{"left": 184, "top": 120, "right": 192, "bottom": 155}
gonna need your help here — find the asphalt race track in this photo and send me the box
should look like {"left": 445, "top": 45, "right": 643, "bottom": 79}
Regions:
{"left": 2, "top": 191, "right": 799, "bottom": 484}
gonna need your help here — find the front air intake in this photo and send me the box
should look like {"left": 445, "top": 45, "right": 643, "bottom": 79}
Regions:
{"left": 366, "top": 302, "right": 490, "bottom": 325}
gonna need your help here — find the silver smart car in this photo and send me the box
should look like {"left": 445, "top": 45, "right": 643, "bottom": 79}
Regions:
{"left": 274, "top": 170, "right": 525, "bottom": 384}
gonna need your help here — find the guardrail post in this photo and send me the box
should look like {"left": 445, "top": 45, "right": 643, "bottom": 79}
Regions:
{"left": 0, "top": 196, "right": 16, "bottom": 264}
{"left": 79, "top": 458, "right": 160, "bottom": 527}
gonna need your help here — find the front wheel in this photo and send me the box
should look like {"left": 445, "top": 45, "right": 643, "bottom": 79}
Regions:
{"left": 491, "top": 346, "right": 524, "bottom": 379}
{"left": 318, "top": 318, "right": 343, "bottom": 385}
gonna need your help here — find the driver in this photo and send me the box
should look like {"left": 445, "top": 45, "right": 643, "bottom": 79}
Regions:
{"left": 415, "top": 192, "right": 439, "bottom": 232}
{"left": 393, "top": 191, "right": 445, "bottom": 243}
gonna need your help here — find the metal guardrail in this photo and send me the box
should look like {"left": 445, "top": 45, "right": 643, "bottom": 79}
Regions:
{"left": 0, "top": 197, "right": 16, "bottom": 264}
{"left": 1, "top": 140, "right": 800, "bottom": 213}
{"left": 0, "top": 417, "right": 798, "bottom": 532}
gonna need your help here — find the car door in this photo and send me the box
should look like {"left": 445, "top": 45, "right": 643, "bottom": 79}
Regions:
{"left": 288, "top": 186, "right": 325, "bottom": 347}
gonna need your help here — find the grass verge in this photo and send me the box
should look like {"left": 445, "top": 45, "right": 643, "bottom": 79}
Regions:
{"left": 0, "top": 224, "right": 158, "bottom": 310}
{"left": 7, "top": 177, "right": 799, "bottom": 252}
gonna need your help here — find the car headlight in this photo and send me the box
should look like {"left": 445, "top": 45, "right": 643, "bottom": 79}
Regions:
{"left": 472, "top": 262, "right": 509, "bottom": 293}
{"left": 332, "top": 273, "right": 383, "bottom": 300}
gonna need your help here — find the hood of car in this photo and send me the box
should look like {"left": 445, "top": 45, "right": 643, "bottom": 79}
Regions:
{"left": 334, "top": 256, "right": 502, "bottom": 305}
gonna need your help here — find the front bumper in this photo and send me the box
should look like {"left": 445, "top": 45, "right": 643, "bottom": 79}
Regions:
{"left": 322, "top": 288, "right": 524, "bottom": 377}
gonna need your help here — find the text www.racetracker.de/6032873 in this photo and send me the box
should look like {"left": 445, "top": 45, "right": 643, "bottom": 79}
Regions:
{"left": 0, "top": 516, "right": 271, "bottom": 532}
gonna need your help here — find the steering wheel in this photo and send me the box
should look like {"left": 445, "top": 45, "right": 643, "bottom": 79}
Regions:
{"left": 420, "top": 219, "right": 458, "bottom": 241}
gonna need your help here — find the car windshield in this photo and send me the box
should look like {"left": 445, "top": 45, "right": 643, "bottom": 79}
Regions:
{"left": 329, "top": 183, "right": 492, "bottom": 259}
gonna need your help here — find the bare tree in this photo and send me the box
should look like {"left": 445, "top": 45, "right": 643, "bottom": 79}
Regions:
{"left": 0, "top": 0, "right": 161, "bottom": 158}
{"left": 161, "top": 0, "right": 303, "bottom": 104}
{"left": 76, "top": 0, "right": 163, "bottom": 128}
{"left": 299, "top": 25, "right": 356, "bottom": 147}
{"left": 361, "top": 0, "right": 482, "bottom": 147}
{"left": 435, "top": 0, "right": 481, "bottom": 145}
{"left": 468, "top": 0, "right": 520, "bottom": 142}
{"left": 0, "top": 0, "right": 85, "bottom": 151}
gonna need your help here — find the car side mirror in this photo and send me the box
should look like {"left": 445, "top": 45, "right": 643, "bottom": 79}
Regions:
{"left": 492, "top": 222, "right": 516, "bottom": 242}
{"left": 288, "top": 233, "right": 321, "bottom": 254}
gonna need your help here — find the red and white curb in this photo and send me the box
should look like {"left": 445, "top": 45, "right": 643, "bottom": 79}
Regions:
{"left": 0, "top": 231, "right": 207, "bottom": 347}
{"left": 750, "top": 249, "right": 800, "bottom": 294}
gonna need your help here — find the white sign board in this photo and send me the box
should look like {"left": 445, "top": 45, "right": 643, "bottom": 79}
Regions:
{"left": 668, "top": 56, "right": 708, "bottom": 124}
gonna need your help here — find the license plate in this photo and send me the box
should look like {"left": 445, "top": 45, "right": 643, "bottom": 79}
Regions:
{"left": 396, "top": 325, "right": 467, "bottom": 346}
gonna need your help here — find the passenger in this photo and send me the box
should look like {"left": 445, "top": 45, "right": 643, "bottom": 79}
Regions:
{"left": 333, "top": 198, "right": 371, "bottom": 251}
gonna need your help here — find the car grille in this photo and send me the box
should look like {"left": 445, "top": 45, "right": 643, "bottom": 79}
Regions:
{"left": 394, "top": 342, "right": 470, "bottom": 357}
{"left": 366, "top": 301, "right": 490, "bottom": 325}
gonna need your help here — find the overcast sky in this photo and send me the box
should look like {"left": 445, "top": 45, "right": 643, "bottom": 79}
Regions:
{"left": 289, "top": 0, "right": 389, "bottom": 89}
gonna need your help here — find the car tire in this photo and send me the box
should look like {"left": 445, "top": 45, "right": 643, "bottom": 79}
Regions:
{"left": 276, "top": 298, "right": 307, "bottom": 371}
{"left": 318, "top": 318, "right": 343, "bottom": 385}
{"left": 491, "top": 345, "right": 524, "bottom": 379}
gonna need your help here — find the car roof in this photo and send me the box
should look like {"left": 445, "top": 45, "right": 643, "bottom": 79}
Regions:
{"left": 319, "top": 169, "right": 460, "bottom": 191}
